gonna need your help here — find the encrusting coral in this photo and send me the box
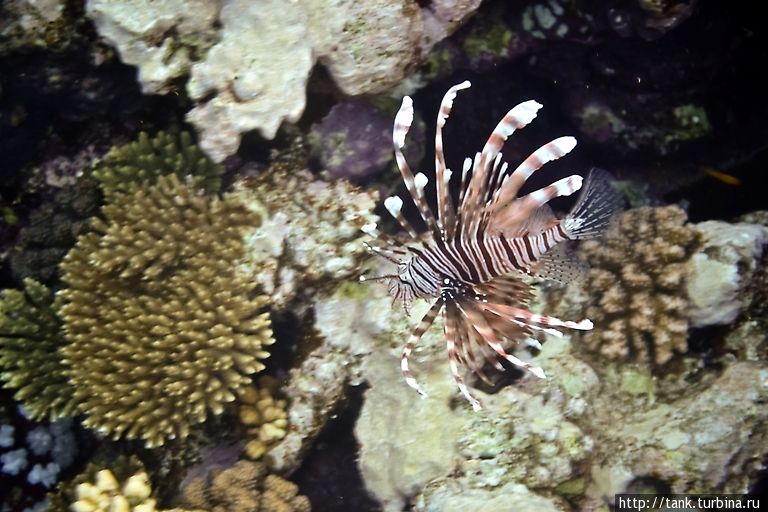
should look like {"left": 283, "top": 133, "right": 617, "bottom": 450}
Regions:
{"left": 91, "top": 131, "right": 225, "bottom": 201}
{"left": 579, "top": 206, "right": 700, "bottom": 366}
{"left": 57, "top": 174, "right": 274, "bottom": 447}
{"left": 239, "top": 377, "right": 288, "bottom": 460}
{"left": 234, "top": 158, "right": 378, "bottom": 309}
{"left": 179, "top": 459, "right": 311, "bottom": 512}
{"left": 0, "top": 278, "right": 78, "bottom": 421}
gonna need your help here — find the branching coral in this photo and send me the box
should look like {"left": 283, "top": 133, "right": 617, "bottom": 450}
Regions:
{"left": 0, "top": 279, "right": 78, "bottom": 420}
{"left": 179, "top": 459, "right": 310, "bottom": 512}
{"left": 579, "top": 206, "right": 700, "bottom": 366}
{"left": 239, "top": 377, "right": 288, "bottom": 460}
{"left": 57, "top": 174, "right": 274, "bottom": 447}
{"left": 92, "top": 131, "right": 225, "bottom": 200}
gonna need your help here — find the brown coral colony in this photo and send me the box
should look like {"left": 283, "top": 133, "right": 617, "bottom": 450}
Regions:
{"left": 57, "top": 174, "right": 274, "bottom": 447}
{"left": 580, "top": 206, "right": 700, "bottom": 366}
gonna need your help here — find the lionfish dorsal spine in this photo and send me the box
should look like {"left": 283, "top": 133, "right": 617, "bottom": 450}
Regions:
{"left": 435, "top": 81, "right": 471, "bottom": 239}
{"left": 392, "top": 96, "right": 441, "bottom": 242}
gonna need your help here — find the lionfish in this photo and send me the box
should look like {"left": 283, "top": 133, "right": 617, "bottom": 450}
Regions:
{"left": 360, "top": 81, "right": 620, "bottom": 411}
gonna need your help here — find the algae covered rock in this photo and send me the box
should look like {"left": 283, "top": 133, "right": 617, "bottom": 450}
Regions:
{"left": 686, "top": 220, "right": 768, "bottom": 328}
{"left": 58, "top": 174, "right": 274, "bottom": 447}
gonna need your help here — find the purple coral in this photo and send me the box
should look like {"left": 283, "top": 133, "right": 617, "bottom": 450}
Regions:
{"left": 309, "top": 100, "right": 397, "bottom": 182}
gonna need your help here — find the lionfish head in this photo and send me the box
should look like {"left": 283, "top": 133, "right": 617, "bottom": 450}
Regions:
{"left": 360, "top": 227, "right": 416, "bottom": 315}
{"left": 387, "top": 262, "right": 416, "bottom": 315}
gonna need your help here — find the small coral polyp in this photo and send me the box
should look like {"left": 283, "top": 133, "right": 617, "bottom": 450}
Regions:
{"left": 57, "top": 174, "right": 274, "bottom": 447}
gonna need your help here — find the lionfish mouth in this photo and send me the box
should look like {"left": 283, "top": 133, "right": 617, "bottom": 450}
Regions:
{"left": 361, "top": 81, "right": 622, "bottom": 411}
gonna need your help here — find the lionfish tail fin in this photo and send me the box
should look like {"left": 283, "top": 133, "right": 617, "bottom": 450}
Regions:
{"left": 562, "top": 168, "right": 623, "bottom": 240}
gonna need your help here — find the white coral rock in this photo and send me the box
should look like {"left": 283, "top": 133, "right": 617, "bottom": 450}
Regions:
{"left": 686, "top": 221, "right": 768, "bottom": 327}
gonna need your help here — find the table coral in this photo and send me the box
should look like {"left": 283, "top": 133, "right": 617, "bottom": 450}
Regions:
{"left": 579, "top": 206, "right": 700, "bottom": 366}
{"left": 179, "top": 459, "right": 310, "bottom": 512}
{"left": 0, "top": 279, "right": 78, "bottom": 421}
{"left": 92, "top": 130, "right": 225, "bottom": 201}
{"left": 57, "top": 174, "right": 274, "bottom": 447}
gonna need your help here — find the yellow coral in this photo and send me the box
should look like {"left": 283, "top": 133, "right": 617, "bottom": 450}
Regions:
{"left": 58, "top": 174, "right": 274, "bottom": 447}
{"left": 580, "top": 206, "right": 700, "bottom": 366}
{"left": 239, "top": 377, "right": 289, "bottom": 459}
{"left": 70, "top": 468, "right": 204, "bottom": 512}
{"left": 92, "top": 131, "right": 224, "bottom": 200}
{"left": 179, "top": 460, "right": 310, "bottom": 512}
{"left": 0, "top": 278, "right": 78, "bottom": 420}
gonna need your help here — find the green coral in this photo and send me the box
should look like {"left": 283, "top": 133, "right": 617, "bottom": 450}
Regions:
{"left": 0, "top": 278, "right": 78, "bottom": 420}
{"left": 91, "top": 131, "right": 224, "bottom": 200}
{"left": 10, "top": 179, "right": 100, "bottom": 283}
{"left": 58, "top": 174, "right": 274, "bottom": 447}
{"left": 463, "top": 9, "right": 514, "bottom": 60}
{"left": 668, "top": 104, "right": 711, "bottom": 142}
{"left": 0, "top": 0, "right": 89, "bottom": 56}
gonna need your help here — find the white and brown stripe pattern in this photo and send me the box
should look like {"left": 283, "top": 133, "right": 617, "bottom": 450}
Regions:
{"left": 363, "top": 81, "right": 621, "bottom": 410}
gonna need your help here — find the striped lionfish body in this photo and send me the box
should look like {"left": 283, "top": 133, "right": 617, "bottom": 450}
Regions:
{"left": 361, "top": 81, "right": 620, "bottom": 411}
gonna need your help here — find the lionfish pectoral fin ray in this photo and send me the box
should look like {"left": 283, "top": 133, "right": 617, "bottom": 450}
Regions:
{"left": 454, "top": 314, "right": 496, "bottom": 387}
{"left": 444, "top": 302, "right": 483, "bottom": 411}
{"left": 401, "top": 298, "right": 444, "bottom": 398}
{"left": 563, "top": 168, "right": 624, "bottom": 239}
{"left": 457, "top": 300, "right": 546, "bottom": 380}
{"left": 531, "top": 242, "right": 589, "bottom": 284}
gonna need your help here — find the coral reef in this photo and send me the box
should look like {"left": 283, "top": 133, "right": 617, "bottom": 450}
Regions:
{"left": 179, "top": 459, "right": 310, "bottom": 512}
{"left": 354, "top": 322, "right": 768, "bottom": 512}
{"left": 238, "top": 378, "right": 288, "bottom": 461}
{"left": 186, "top": 0, "right": 429, "bottom": 162}
{"left": 92, "top": 130, "right": 225, "bottom": 201}
{"left": 89, "top": 0, "right": 482, "bottom": 161}
{"left": 184, "top": 0, "right": 313, "bottom": 162}
{"left": 0, "top": 279, "right": 78, "bottom": 420}
{"left": 57, "top": 174, "right": 274, "bottom": 447}
{"left": 234, "top": 165, "right": 378, "bottom": 309}
{"left": 581, "top": 361, "right": 768, "bottom": 508}
{"left": 579, "top": 206, "right": 700, "bottom": 366}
